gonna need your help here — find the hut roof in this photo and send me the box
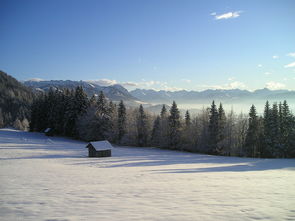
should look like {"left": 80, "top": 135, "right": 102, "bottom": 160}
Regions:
{"left": 86, "top": 140, "right": 113, "bottom": 151}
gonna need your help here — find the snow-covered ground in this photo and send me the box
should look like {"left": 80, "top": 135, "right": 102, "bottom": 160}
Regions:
{"left": 0, "top": 128, "right": 294, "bottom": 221}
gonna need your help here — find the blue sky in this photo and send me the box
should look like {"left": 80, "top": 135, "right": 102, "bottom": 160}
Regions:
{"left": 1, "top": 0, "right": 295, "bottom": 91}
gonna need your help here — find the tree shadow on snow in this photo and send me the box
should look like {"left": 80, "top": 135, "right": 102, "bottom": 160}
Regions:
{"left": 72, "top": 146, "right": 295, "bottom": 172}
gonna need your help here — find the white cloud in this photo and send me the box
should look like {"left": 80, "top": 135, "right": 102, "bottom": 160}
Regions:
{"left": 258, "top": 64, "right": 263, "bottom": 68}
{"left": 181, "top": 79, "right": 192, "bottom": 83}
{"left": 228, "top": 77, "right": 236, "bottom": 81}
{"left": 265, "top": 81, "right": 286, "bottom": 90}
{"left": 264, "top": 72, "right": 272, "bottom": 76}
{"left": 210, "top": 12, "right": 216, "bottom": 16}
{"left": 272, "top": 55, "right": 279, "bottom": 59}
{"left": 284, "top": 61, "right": 295, "bottom": 68}
{"left": 214, "top": 11, "right": 242, "bottom": 20}
{"left": 87, "top": 79, "right": 117, "bottom": 86}
{"left": 199, "top": 81, "right": 247, "bottom": 90}
{"left": 287, "top": 52, "right": 295, "bottom": 57}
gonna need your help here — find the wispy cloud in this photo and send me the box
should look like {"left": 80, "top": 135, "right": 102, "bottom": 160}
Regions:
{"left": 284, "top": 61, "right": 295, "bottom": 68}
{"left": 264, "top": 72, "right": 272, "bottom": 76}
{"left": 272, "top": 55, "right": 279, "bottom": 59}
{"left": 257, "top": 64, "right": 263, "bottom": 68}
{"left": 213, "top": 11, "right": 242, "bottom": 20}
{"left": 265, "top": 81, "right": 285, "bottom": 90}
{"left": 287, "top": 52, "right": 295, "bottom": 57}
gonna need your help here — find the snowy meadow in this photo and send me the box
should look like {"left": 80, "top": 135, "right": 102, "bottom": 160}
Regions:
{"left": 0, "top": 128, "right": 295, "bottom": 221}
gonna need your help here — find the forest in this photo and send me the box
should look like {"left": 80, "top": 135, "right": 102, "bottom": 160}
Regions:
{"left": 29, "top": 86, "right": 295, "bottom": 158}
{"left": 0, "top": 71, "right": 33, "bottom": 129}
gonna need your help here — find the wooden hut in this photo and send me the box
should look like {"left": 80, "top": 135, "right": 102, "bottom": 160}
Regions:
{"left": 85, "top": 140, "right": 113, "bottom": 157}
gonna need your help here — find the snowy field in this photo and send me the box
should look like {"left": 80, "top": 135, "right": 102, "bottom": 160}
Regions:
{"left": 0, "top": 128, "right": 295, "bottom": 221}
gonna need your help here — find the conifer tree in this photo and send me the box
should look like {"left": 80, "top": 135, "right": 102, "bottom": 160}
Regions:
{"left": 95, "top": 91, "right": 111, "bottom": 140}
{"left": 270, "top": 103, "right": 280, "bottom": 157}
{"left": 185, "top": 110, "right": 191, "bottom": 128}
{"left": 217, "top": 103, "right": 226, "bottom": 154}
{"left": 117, "top": 100, "right": 126, "bottom": 144}
{"left": 245, "top": 105, "right": 260, "bottom": 157}
{"left": 262, "top": 101, "right": 272, "bottom": 157}
{"left": 183, "top": 110, "right": 195, "bottom": 151}
{"left": 151, "top": 116, "right": 161, "bottom": 146}
{"left": 159, "top": 104, "right": 169, "bottom": 147}
{"left": 280, "top": 100, "right": 294, "bottom": 157}
{"left": 208, "top": 100, "right": 219, "bottom": 154}
{"left": 168, "top": 101, "right": 181, "bottom": 150}
{"left": 136, "top": 104, "right": 148, "bottom": 146}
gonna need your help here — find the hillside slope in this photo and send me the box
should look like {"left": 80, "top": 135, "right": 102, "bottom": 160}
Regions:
{"left": 1, "top": 128, "right": 294, "bottom": 220}
{"left": 0, "top": 71, "right": 34, "bottom": 128}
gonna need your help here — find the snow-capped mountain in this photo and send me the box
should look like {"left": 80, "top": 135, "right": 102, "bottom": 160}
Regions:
{"left": 24, "top": 80, "right": 138, "bottom": 102}
{"left": 130, "top": 88, "right": 295, "bottom": 104}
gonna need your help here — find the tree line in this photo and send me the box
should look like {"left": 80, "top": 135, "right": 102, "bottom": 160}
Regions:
{"left": 30, "top": 86, "right": 295, "bottom": 158}
{"left": 0, "top": 71, "right": 33, "bottom": 130}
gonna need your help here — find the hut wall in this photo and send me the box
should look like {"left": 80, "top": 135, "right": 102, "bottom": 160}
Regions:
{"left": 96, "top": 149, "right": 111, "bottom": 157}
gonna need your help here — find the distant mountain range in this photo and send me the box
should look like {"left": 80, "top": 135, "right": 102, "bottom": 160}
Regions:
{"left": 23, "top": 79, "right": 295, "bottom": 112}
{"left": 24, "top": 80, "right": 140, "bottom": 105}
{"left": 130, "top": 88, "right": 295, "bottom": 104}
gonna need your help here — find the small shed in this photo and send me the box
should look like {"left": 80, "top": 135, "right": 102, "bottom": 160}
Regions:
{"left": 85, "top": 140, "right": 113, "bottom": 157}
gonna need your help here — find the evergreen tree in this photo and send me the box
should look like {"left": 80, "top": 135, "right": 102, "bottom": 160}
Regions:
{"left": 245, "top": 105, "right": 260, "bottom": 157}
{"left": 208, "top": 100, "right": 219, "bottom": 154}
{"left": 151, "top": 116, "right": 161, "bottom": 146}
{"left": 95, "top": 91, "right": 111, "bottom": 140}
{"left": 89, "top": 95, "right": 97, "bottom": 107}
{"left": 262, "top": 101, "right": 272, "bottom": 157}
{"left": 168, "top": 101, "right": 181, "bottom": 150}
{"left": 217, "top": 103, "right": 226, "bottom": 154}
{"left": 136, "top": 105, "right": 148, "bottom": 146}
{"left": 270, "top": 102, "right": 280, "bottom": 157}
{"left": 159, "top": 104, "right": 169, "bottom": 147}
{"left": 185, "top": 110, "right": 191, "bottom": 128}
{"left": 183, "top": 110, "right": 195, "bottom": 151}
{"left": 117, "top": 100, "right": 127, "bottom": 144}
{"left": 75, "top": 86, "right": 89, "bottom": 115}
{"left": 160, "top": 105, "right": 167, "bottom": 119}
{"left": 280, "top": 100, "right": 295, "bottom": 157}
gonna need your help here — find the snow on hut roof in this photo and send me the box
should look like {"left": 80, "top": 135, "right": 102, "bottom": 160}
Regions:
{"left": 88, "top": 140, "right": 113, "bottom": 151}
